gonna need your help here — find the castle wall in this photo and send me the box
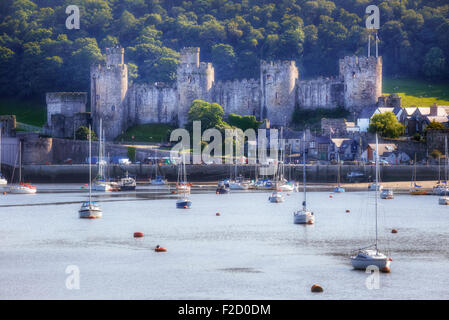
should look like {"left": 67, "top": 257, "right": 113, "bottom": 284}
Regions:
{"left": 46, "top": 92, "right": 87, "bottom": 126}
{"left": 296, "top": 79, "right": 344, "bottom": 109}
{"left": 81, "top": 47, "right": 384, "bottom": 140}
{"left": 91, "top": 56, "right": 128, "bottom": 140}
{"left": 260, "top": 61, "right": 298, "bottom": 126}
{"left": 339, "top": 56, "right": 382, "bottom": 112}
{"left": 127, "top": 83, "right": 178, "bottom": 125}
{"left": 176, "top": 48, "right": 215, "bottom": 127}
{"left": 212, "top": 78, "right": 261, "bottom": 117}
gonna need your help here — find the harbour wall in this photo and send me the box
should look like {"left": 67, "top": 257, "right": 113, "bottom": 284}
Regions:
{"left": 7, "top": 164, "right": 443, "bottom": 183}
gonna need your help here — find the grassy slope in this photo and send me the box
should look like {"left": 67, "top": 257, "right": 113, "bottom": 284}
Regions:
{"left": 383, "top": 78, "right": 449, "bottom": 107}
{"left": 0, "top": 98, "right": 46, "bottom": 126}
{"left": 115, "top": 123, "right": 175, "bottom": 143}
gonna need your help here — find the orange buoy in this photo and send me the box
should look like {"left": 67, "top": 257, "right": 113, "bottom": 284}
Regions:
{"left": 134, "top": 232, "right": 144, "bottom": 238}
{"left": 329, "top": 194, "right": 333, "bottom": 198}
{"left": 311, "top": 284, "right": 323, "bottom": 293}
{"left": 154, "top": 246, "right": 167, "bottom": 252}
{"left": 391, "top": 229, "right": 398, "bottom": 234}
{"left": 216, "top": 212, "right": 220, "bottom": 216}
{"left": 381, "top": 266, "right": 391, "bottom": 273}
{"left": 389, "top": 258, "right": 393, "bottom": 261}
{"left": 307, "top": 220, "right": 314, "bottom": 225}
{"left": 3, "top": 192, "right": 6, "bottom": 195}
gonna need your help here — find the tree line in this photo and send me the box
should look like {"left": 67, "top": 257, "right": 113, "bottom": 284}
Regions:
{"left": 0, "top": 0, "right": 448, "bottom": 100}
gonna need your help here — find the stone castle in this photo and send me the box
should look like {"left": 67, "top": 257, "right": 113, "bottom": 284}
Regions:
{"left": 46, "top": 46, "right": 383, "bottom": 140}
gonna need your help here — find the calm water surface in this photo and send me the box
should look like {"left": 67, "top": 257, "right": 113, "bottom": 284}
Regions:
{"left": 0, "top": 184, "right": 448, "bottom": 299}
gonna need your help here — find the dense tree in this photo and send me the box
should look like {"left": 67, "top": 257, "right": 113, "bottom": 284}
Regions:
{"left": 186, "top": 100, "right": 229, "bottom": 132}
{"left": 75, "top": 126, "right": 97, "bottom": 140}
{"left": 227, "top": 113, "right": 262, "bottom": 132}
{"left": 0, "top": 0, "right": 448, "bottom": 99}
{"left": 368, "top": 112, "right": 405, "bottom": 138}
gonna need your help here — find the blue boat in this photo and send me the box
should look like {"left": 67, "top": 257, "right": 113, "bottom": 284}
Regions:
{"left": 216, "top": 186, "right": 230, "bottom": 194}
{"left": 176, "top": 198, "right": 192, "bottom": 208}
{"left": 334, "top": 186, "right": 345, "bottom": 193}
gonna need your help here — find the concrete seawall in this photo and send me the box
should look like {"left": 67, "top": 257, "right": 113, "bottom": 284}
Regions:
{"left": 2, "top": 164, "right": 442, "bottom": 183}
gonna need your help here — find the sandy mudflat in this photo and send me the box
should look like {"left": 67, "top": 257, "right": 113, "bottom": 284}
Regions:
{"left": 334, "top": 180, "right": 439, "bottom": 192}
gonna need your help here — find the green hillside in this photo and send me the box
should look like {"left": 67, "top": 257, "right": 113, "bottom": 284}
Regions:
{"left": 383, "top": 78, "right": 449, "bottom": 107}
{"left": 0, "top": 0, "right": 448, "bottom": 100}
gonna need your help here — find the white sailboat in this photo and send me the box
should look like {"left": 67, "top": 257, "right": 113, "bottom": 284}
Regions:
{"left": 350, "top": 134, "right": 391, "bottom": 272}
{"left": 79, "top": 126, "right": 102, "bottom": 219}
{"left": 294, "top": 132, "right": 314, "bottom": 224}
{"left": 269, "top": 143, "right": 284, "bottom": 203}
{"left": 0, "top": 129, "right": 7, "bottom": 186}
{"left": 439, "top": 136, "right": 449, "bottom": 204}
{"left": 93, "top": 119, "right": 112, "bottom": 192}
{"left": 9, "top": 141, "right": 37, "bottom": 194}
{"left": 176, "top": 147, "right": 192, "bottom": 209}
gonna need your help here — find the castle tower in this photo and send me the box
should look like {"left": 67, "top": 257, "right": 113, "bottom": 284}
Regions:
{"left": 339, "top": 56, "right": 382, "bottom": 112}
{"left": 176, "top": 47, "right": 215, "bottom": 127}
{"left": 260, "top": 60, "right": 298, "bottom": 126}
{"left": 91, "top": 46, "right": 128, "bottom": 140}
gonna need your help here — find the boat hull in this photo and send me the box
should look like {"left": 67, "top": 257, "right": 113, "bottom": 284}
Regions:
{"left": 93, "top": 183, "right": 111, "bottom": 192}
{"left": 439, "top": 197, "right": 449, "bottom": 205}
{"left": 410, "top": 190, "right": 427, "bottom": 195}
{"left": 334, "top": 187, "right": 345, "bottom": 193}
{"left": 9, "top": 186, "right": 37, "bottom": 194}
{"left": 269, "top": 195, "right": 284, "bottom": 203}
{"left": 176, "top": 199, "right": 192, "bottom": 209}
{"left": 79, "top": 209, "right": 102, "bottom": 219}
{"left": 350, "top": 256, "right": 391, "bottom": 271}
{"left": 293, "top": 210, "right": 314, "bottom": 224}
{"left": 216, "top": 187, "right": 230, "bottom": 194}
{"left": 119, "top": 185, "right": 136, "bottom": 191}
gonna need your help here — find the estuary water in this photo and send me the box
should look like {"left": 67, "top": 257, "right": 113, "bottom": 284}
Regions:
{"left": 0, "top": 184, "right": 448, "bottom": 300}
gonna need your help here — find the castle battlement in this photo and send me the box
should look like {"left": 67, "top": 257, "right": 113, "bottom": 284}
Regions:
{"left": 46, "top": 92, "right": 87, "bottom": 104}
{"left": 339, "top": 56, "right": 382, "bottom": 70}
{"left": 105, "top": 45, "right": 124, "bottom": 66}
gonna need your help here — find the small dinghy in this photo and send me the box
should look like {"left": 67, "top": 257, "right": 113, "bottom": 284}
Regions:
{"left": 269, "top": 191, "right": 284, "bottom": 203}
{"left": 380, "top": 188, "right": 394, "bottom": 199}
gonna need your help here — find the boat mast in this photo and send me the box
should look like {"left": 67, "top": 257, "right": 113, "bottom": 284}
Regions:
{"left": 337, "top": 153, "right": 341, "bottom": 187}
{"left": 19, "top": 140, "right": 22, "bottom": 183}
{"left": 445, "top": 136, "right": 448, "bottom": 186}
{"left": 375, "top": 133, "right": 379, "bottom": 252}
{"left": 0, "top": 128, "right": 2, "bottom": 174}
{"left": 303, "top": 131, "right": 306, "bottom": 211}
{"left": 99, "top": 119, "right": 103, "bottom": 179}
{"left": 89, "top": 125, "right": 92, "bottom": 203}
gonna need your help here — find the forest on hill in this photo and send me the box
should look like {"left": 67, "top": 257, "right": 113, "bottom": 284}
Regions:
{"left": 0, "top": 0, "right": 448, "bottom": 99}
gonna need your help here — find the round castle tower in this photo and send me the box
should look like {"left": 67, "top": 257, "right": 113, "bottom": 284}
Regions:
{"left": 90, "top": 46, "right": 128, "bottom": 140}
{"left": 176, "top": 47, "right": 215, "bottom": 127}
{"left": 339, "top": 56, "right": 382, "bottom": 112}
{"left": 260, "top": 60, "right": 298, "bottom": 126}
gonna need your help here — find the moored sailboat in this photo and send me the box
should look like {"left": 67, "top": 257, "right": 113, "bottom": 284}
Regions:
{"left": 0, "top": 129, "right": 7, "bottom": 186}
{"left": 176, "top": 147, "right": 192, "bottom": 209}
{"left": 350, "top": 134, "right": 391, "bottom": 272}
{"left": 410, "top": 153, "right": 427, "bottom": 195}
{"left": 294, "top": 132, "right": 314, "bottom": 224}
{"left": 9, "top": 141, "right": 37, "bottom": 194}
{"left": 79, "top": 125, "right": 102, "bottom": 219}
{"left": 333, "top": 154, "right": 345, "bottom": 193}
